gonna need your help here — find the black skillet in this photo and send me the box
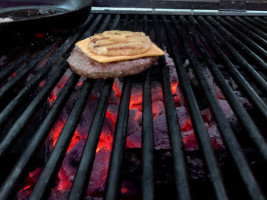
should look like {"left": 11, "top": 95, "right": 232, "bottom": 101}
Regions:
{"left": 0, "top": 0, "right": 92, "bottom": 47}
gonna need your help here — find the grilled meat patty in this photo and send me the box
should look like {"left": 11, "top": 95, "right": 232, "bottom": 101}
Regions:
{"left": 67, "top": 45, "right": 156, "bottom": 79}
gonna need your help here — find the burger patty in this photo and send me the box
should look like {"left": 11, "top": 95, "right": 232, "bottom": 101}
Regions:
{"left": 67, "top": 46, "right": 157, "bottom": 79}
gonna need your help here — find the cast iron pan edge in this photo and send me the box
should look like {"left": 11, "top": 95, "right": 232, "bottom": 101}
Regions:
{"left": 0, "top": 3, "right": 92, "bottom": 46}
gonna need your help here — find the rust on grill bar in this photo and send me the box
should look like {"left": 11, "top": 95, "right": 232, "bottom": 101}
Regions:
{"left": 0, "top": 12, "right": 266, "bottom": 200}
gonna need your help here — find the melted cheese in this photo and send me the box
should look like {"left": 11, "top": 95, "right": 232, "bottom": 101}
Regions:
{"left": 76, "top": 38, "right": 165, "bottom": 63}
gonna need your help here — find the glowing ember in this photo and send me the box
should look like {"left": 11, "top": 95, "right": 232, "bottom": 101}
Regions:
{"left": 17, "top": 168, "right": 43, "bottom": 199}
{"left": 182, "top": 133, "right": 199, "bottom": 150}
{"left": 40, "top": 58, "right": 48, "bottom": 67}
{"left": 180, "top": 119, "right": 193, "bottom": 132}
{"left": 39, "top": 80, "right": 46, "bottom": 88}
{"left": 46, "top": 70, "right": 72, "bottom": 107}
{"left": 113, "top": 79, "right": 122, "bottom": 99}
{"left": 50, "top": 120, "right": 65, "bottom": 147}
{"left": 67, "top": 130, "right": 84, "bottom": 153}
{"left": 77, "top": 81, "right": 83, "bottom": 86}
{"left": 34, "top": 32, "right": 45, "bottom": 38}
{"left": 17, "top": 61, "right": 243, "bottom": 199}
{"left": 96, "top": 132, "right": 113, "bottom": 153}
{"left": 171, "top": 81, "right": 178, "bottom": 95}
{"left": 129, "top": 87, "right": 143, "bottom": 110}
{"left": 48, "top": 92, "right": 58, "bottom": 106}
{"left": 11, "top": 72, "right": 16, "bottom": 78}
{"left": 121, "top": 187, "right": 129, "bottom": 194}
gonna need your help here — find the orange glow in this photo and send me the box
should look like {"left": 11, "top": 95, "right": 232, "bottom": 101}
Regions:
{"left": 96, "top": 132, "right": 113, "bottom": 153}
{"left": 11, "top": 72, "right": 16, "bottom": 78}
{"left": 40, "top": 58, "right": 48, "bottom": 67}
{"left": 129, "top": 98, "right": 142, "bottom": 110}
{"left": 51, "top": 121, "right": 65, "bottom": 147}
{"left": 77, "top": 81, "right": 83, "bottom": 86}
{"left": 57, "top": 76, "right": 69, "bottom": 88}
{"left": 34, "top": 32, "right": 45, "bottom": 38}
{"left": 121, "top": 187, "right": 129, "bottom": 194}
{"left": 201, "top": 113, "right": 209, "bottom": 122}
{"left": 39, "top": 80, "right": 46, "bottom": 88}
{"left": 17, "top": 168, "right": 42, "bottom": 198}
{"left": 17, "top": 184, "right": 31, "bottom": 199}
{"left": 129, "top": 87, "right": 143, "bottom": 110}
{"left": 67, "top": 130, "right": 83, "bottom": 153}
{"left": 113, "top": 81, "right": 122, "bottom": 99}
{"left": 22, "top": 185, "right": 31, "bottom": 191}
{"left": 29, "top": 168, "right": 42, "bottom": 179}
{"left": 50, "top": 121, "right": 85, "bottom": 152}
{"left": 216, "top": 93, "right": 225, "bottom": 100}
{"left": 56, "top": 167, "right": 72, "bottom": 191}
{"left": 180, "top": 119, "right": 192, "bottom": 132}
{"left": 105, "top": 111, "right": 117, "bottom": 130}
{"left": 182, "top": 133, "right": 199, "bottom": 149}
{"left": 171, "top": 81, "right": 178, "bottom": 95}
{"left": 129, "top": 101, "right": 135, "bottom": 110}
{"left": 48, "top": 92, "right": 57, "bottom": 105}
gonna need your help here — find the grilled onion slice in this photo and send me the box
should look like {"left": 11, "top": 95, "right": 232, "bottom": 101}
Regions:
{"left": 88, "top": 30, "right": 152, "bottom": 56}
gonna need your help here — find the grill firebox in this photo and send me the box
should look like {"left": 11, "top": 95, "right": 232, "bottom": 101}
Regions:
{"left": 0, "top": 13, "right": 266, "bottom": 200}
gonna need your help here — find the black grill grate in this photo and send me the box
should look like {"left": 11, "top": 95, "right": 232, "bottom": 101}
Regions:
{"left": 0, "top": 13, "right": 266, "bottom": 200}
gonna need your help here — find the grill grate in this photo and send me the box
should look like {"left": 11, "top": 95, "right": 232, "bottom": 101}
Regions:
{"left": 0, "top": 13, "right": 266, "bottom": 200}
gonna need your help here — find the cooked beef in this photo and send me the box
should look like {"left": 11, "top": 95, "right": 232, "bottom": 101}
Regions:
{"left": 67, "top": 46, "right": 157, "bottom": 79}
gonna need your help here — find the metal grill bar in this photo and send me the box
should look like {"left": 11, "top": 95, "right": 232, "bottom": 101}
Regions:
{"left": 104, "top": 77, "right": 132, "bottom": 200}
{"left": 154, "top": 15, "right": 192, "bottom": 200}
{"left": 189, "top": 16, "right": 267, "bottom": 162}
{"left": 0, "top": 61, "right": 67, "bottom": 158}
{"left": 216, "top": 16, "right": 267, "bottom": 62}
{"left": 29, "top": 14, "right": 113, "bottom": 200}
{"left": 142, "top": 15, "right": 154, "bottom": 200}
{"left": 0, "top": 73, "right": 80, "bottom": 200}
{"left": 0, "top": 14, "right": 95, "bottom": 129}
{"left": 210, "top": 16, "right": 267, "bottom": 73}
{"left": 225, "top": 17, "right": 267, "bottom": 49}
{"left": 68, "top": 78, "right": 114, "bottom": 200}
{"left": 197, "top": 16, "right": 267, "bottom": 120}
{"left": 0, "top": 46, "right": 52, "bottom": 100}
{"left": 254, "top": 17, "right": 267, "bottom": 26}
{"left": 253, "top": 17, "right": 267, "bottom": 28}
{"left": 111, "top": 14, "right": 121, "bottom": 30}
{"left": 166, "top": 16, "right": 229, "bottom": 200}
{"left": 97, "top": 15, "right": 112, "bottom": 33}
{"left": 79, "top": 14, "right": 103, "bottom": 40}
{"left": 104, "top": 15, "right": 134, "bottom": 200}
{"left": 0, "top": 51, "right": 32, "bottom": 84}
{"left": 68, "top": 14, "right": 120, "bottom": 200}
{"left": 205, "top": 16, "right": 267, "bottom": 93}
{"left": 29, "top": 78, "right": 95, "bottom": 200}
{"left": 0, "top": 46, "right": 53, "bottom": 128}
{"left": 235, "top": 17, "right": 267, "bottom": 41}
{"left": 142, "top": 70, "right": 154, "bottom": 200}
{"left": 0, "top": 14, "right": 266, "bottom": 200}
{"left": 0, "top": 13, "right": 100, "bottom": 200}
{"left": 180, "top": 15, "right": 265, "bottom": 200}
{"left": 242, "top": 17, "right": 267, "bottom": 39}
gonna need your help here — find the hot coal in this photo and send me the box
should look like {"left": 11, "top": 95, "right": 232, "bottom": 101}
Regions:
{"left": 0, "top": 85, "right": 51, "bottom": 184}
{"left": 14, "top": 54, "right": 255, "bottom": 199}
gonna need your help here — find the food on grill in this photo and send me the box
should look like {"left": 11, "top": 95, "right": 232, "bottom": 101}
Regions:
{"left": 67, "top": 30, "right": 164, "bottom": 79}
{"left": 88, "top": 30, "right": 152, "bottom": 56}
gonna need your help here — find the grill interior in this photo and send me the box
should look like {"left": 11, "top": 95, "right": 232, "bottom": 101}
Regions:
{"left": 0, "top": 13, "right": 266, "bottom": 200}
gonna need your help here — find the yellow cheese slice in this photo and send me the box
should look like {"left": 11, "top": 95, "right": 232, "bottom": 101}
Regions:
{"left": 75, "top": 38, "right": 165, "bottom": 63}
